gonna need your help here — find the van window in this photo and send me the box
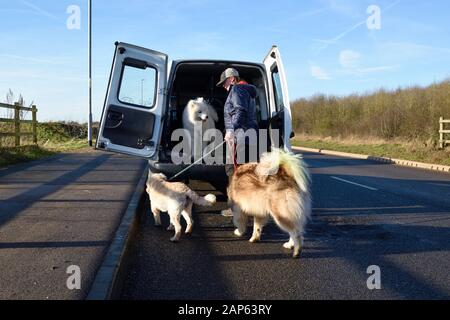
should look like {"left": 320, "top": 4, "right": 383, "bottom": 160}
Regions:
{"left": 119, "top": 64, "right": 157, "bottom": 108}
{"left": 271, "top": 66, "right": 284, "bottom": 111}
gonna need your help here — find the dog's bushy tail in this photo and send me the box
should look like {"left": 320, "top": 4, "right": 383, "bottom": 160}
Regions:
{"left": 258, "top": 148, "right": 311, "bottom": 193}
{"left": 186, "top": 190, "right": 217, "bottom": 207}
{"left": 258, "top": 149, "right": 312, "bottom": 235}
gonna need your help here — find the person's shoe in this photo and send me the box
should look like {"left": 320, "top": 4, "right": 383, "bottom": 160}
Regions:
{"left": 221, "top": 208, "right": 234, "bottom": 217}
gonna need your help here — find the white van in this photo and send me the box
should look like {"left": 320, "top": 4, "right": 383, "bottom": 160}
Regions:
{"left": 96, "top": 42, "right": 295, "bottom": 183}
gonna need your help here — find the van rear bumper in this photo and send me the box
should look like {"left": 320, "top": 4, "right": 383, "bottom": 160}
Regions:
{"left": 148, "top": 161, "right": 228, "bottom": 182}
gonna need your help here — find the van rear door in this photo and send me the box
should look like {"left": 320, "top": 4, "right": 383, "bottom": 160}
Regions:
{"left": 96, "top": 42, "right": 168, "bottom": 159}
{"left": 263, "top": 45, "right": 293, "bottom": 151}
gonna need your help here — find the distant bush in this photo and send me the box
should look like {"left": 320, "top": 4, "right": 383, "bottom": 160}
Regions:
{"left": 1, "top": 121, "right": 92, "bottom": 147}
{"left": 291, "top": 79, "right": 450, "bottom": 143}
{"left": 37, "top": 122, "right": 88, "bottom": 142}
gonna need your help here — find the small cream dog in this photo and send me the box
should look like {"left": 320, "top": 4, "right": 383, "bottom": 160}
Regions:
{"left": 146, "top": 172, "right": 216, "bottom": 242}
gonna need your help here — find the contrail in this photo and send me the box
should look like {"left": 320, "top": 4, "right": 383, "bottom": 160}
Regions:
{"left": 20, "top": 0, "right": 62, "bottom": 22}
{"left": 0, "top": 54, "right": 65, "bottom": 65}
{"left": 314, "top": 0, "right": 402, "bottom": 53}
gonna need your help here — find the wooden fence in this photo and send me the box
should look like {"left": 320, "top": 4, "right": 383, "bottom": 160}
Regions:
{"left": 0, "top": 102, "right": 38, "bottom": 147}
{"left": 439, "top": 117, "right": 450, "bottom": 149}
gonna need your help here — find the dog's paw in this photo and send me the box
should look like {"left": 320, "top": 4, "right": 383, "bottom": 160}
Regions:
{"left": 234, "top": 229, "right": 245, "bottom": 237}
{"left": 170, "top": 236, "right": 180, "bottom": 243}
{"left": 249, "top": 236, "right": 260, "bottom": 243}
{"left": 185, "top": 226, "right": 193, "bottom": 234}
{"left": 292, "top": 248, "right": 302, "bottom": 259}
{"left": 283, "top": 241, "right": 294, "bottom": 250}
{"left": 167, "top": 225, "right": 175, "bottom": 231}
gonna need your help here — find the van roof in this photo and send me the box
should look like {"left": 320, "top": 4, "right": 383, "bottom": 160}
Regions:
{"left": 172, "top": 59, "right": 265, "bottom": 68}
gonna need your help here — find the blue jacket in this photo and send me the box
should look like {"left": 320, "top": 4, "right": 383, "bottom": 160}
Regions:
{"left": 224, "top": 83, "right": 258, "bottom": 134}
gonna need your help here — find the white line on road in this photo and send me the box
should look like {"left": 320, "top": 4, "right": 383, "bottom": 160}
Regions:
{"left": 331, "top": 176, "right": 378, "bottom": 191}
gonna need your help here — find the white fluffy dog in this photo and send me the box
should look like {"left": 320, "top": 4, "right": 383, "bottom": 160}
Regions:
{"left": 182, "top": 98, "right": 218, "bottom": 154}
{"left": 146, "top": 172, "right": 216, "bottom": 242}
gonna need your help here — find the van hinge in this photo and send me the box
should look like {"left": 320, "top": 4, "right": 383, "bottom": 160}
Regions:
{"left": 158, "top": 88, "right": 169, "bottom": 95}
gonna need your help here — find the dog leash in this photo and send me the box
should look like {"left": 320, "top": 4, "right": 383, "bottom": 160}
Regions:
{"left": 230, "top": 140, "right": 238, "bottom": 173}
{"left": 168, "top": 141, "right": 227, "bottom": 182}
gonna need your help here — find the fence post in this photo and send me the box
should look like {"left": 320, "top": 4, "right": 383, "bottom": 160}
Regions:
{"left": 14, "top": 102, "right": 20, "bottom": 147}
{"left": 32, "top": 105, "right": 38, "bottom": 144}
{"left": 439, "top": 117, "right": 444, "bottom": 149}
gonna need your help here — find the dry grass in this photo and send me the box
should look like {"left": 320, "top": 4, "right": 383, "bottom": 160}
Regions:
{"left": 291, "top": 79, "right": 450, "bottom": 143}
{"left": 0, "top": 122, "right": 94, "bottom": 167}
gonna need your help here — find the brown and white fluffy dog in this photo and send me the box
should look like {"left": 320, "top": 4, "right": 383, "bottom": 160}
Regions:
{"left": 227, "top": 149, "right": 312, "bottom": 258}
{"left": 146, "top": 172, "right": 216, "bottom": 242}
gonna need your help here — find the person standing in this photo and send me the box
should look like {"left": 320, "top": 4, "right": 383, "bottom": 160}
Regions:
{"left": 216, "top": 68, "right": 259, "bottom": 216}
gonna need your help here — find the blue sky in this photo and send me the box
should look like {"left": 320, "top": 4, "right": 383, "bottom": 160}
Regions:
{"left": 1, "top": 0, "right": 449, "bottom": 122}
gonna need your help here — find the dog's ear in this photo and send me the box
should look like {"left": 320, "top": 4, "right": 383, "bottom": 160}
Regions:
{"left": 208, "top": 105, "right": 219, "bottom": 122}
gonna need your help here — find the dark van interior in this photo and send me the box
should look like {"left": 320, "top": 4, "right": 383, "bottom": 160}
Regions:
{"left": 159, "top": 62, "right": 270, "bottom": 162}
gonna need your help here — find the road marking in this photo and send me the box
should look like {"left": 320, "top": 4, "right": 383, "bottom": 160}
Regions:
{"left": 331, "top": 176, "right": 378, "bottom": 191}
{"left": 314, "top": 205, "right": 425, "bottom": 212}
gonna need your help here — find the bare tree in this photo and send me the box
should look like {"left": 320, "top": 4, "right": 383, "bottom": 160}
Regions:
{"left": 3, "top": 89, "right": 33, "bottom": 120}
{"left": 5, "top": 89, "right": 14, "bottom": 119}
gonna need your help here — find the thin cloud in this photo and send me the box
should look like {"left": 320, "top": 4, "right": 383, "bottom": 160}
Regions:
{"left": 382, "top": 42, "right": 450, "bottom": 56}
{"left": 20, "top": 0, "right": 62, "bottom": 22}
{"left": 314, "top": 0, "right": 402, "bottom": 52}
{"left": 0, "top": 70, "right": 85, "bottom": 82}
{"left": 339, "top": 50, "right": 361, "bottom": 68}
{"left": 291, "top": 7, "right": 329, "bottom": 20}
{"left": 340, "top": 64, "right": 399, "bottom": 76}
{"left": 338, "top": 50, "right": 399, "bottom": 75}
{"left": 0, "top": 9, "right": 36, "bottom": 14}
{"left": 316, "top": 20, "right": 366, "bottom": 45}
{"left": 0, "top": 54, "right": 66, "bottom": 65}
{"left": 384, "top": 0, "right": 402, "bottom": 11}
{"left": 310, "top": 65, "right": 331, "bottom": 80}
{"left": 357, "top": 65, "right": 399, "bottom": 73}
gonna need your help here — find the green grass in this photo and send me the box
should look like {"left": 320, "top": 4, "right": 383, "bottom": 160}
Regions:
{"left": 0, "top": 145, "right": 56, "bottom": 167}
{"left": 0, "top": 122, "right": 93, "bottom": 168}
{"left": 292, "top": 135, "right": 450, "bottom": 166}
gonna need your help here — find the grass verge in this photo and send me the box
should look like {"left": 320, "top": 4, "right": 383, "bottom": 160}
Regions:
{"left": 292, "top": 134, "right": 450, "bottom": 166}
{"left": 0, "top": 145, "right": 56, "bottom": 167}
{"left": 0, "top": 122, "right": 96, "bottom": 168}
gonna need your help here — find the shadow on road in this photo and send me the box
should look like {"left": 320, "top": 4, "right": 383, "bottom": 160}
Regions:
{"left": 118, "top": 164, "right": 450, "bottom": 300}
{"left": 0, "top": 154, "right": 113, "bottom": 228}
{"left": 120, "top": 188, "right": 237, "bottom": 300}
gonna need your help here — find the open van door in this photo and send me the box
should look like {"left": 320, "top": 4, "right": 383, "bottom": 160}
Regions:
{"left": 96, "top": 42, "right": 168, "bottom": 159}
{"left": 263, "top": 45, "right": 293, "bottom": 151}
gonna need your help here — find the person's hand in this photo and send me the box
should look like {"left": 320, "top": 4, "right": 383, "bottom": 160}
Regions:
{"left": 225, "top": 131, "right": 235, "bottom": 143}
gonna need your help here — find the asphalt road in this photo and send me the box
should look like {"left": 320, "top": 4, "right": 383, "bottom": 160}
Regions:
{"left": 119, "top": 152, "right": 450, "bottom": 300}
{"left": 0, "top": 151, "right": 147, "bottom": 300}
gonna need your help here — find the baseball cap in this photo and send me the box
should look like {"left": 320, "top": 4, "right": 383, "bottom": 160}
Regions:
{"left": 216, "top": 68, "right": 240, "bottom": 87}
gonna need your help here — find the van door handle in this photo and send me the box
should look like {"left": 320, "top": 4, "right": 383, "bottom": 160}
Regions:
{"left": 108, "top": 111, "right": 124, "bottom": 122}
